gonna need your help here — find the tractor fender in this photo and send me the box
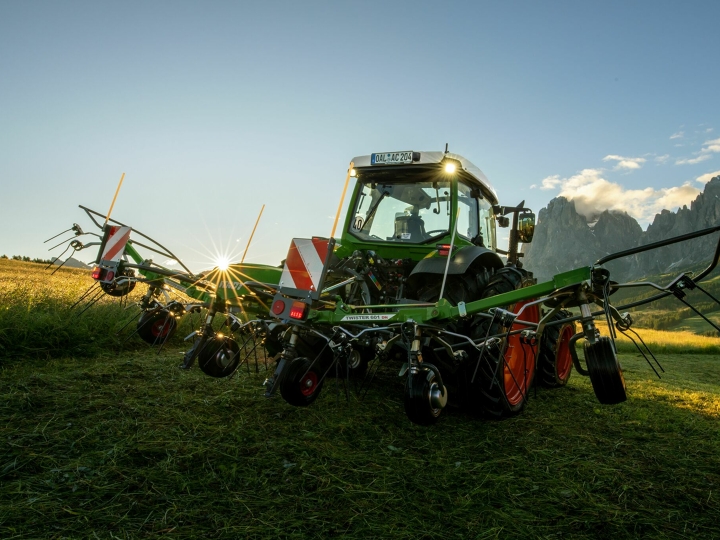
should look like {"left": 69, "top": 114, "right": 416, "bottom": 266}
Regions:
{"left": 408, "top": 246, "right": 504, "bottom": 282}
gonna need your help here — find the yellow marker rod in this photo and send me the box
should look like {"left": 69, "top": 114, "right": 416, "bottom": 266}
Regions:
{"left": 103, "top": 172, "right": 126, "bottom": 227}
{"left": 241, "top": 204, "right": 266, "bottom": 263}
{"left": 330, "top": 161, "right": 354, "bottom": 239}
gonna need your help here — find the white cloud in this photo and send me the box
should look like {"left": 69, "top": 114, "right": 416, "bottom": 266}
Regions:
{"left": 540, "top": 175, "right": 562, "bottom": 190}
{"left": 602, "top": 154, "right": 646, "bottom": 171}
{"left": 696, "top": 170, "right": 720, "bottom": 184}
{"left": 675, "top": 137, "right": 720, "bottom": 165}
{"left": 529, "top": 184, "right": 538, "bottom": 189}
{"left": 543, "top": 168, "right": 700, "bottom": 223}
{"left": 676, "top": 154, "right": 712, "bottom": 165}
{"left": 706, "top": 128, "right": 714, "bottom": 133}
{"left": 654, "top": 154, "right": 670, "bottom": 164}
{"left": 670, "top": 131, "right": 684, "bottom": 140}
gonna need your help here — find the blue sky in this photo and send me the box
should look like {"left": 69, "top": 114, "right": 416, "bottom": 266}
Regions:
{"left": 1, "top": 1, "right": 719, "bottom": 270}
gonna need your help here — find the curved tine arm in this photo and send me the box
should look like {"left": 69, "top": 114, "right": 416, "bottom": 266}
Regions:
{"left": 595, "top": 224, "right": 720, "bottom": 266}
{"left": 331, "top": 325, "right": 394, "bottom": 340}
{"left": 79, "top": 205, "right": 194, "bottom": 277}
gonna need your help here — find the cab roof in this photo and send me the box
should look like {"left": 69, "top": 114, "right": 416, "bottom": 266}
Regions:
{"left": 350, "top": 150, "right": 498, "bottom": 204}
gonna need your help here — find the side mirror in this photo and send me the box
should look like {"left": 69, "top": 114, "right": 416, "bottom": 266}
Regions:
{"left": 517, "top": 212, "right": 535, "bottom": 243}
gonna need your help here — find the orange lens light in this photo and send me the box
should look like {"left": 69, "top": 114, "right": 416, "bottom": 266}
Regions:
{"left": 91, "top": 266, "right": 102, "bottom": 280}
{"left": 437, "top": 244, "right": 451, "bottom": 257}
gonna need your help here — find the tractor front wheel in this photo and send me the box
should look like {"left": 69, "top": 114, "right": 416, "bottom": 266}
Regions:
{"left": 280, "top": 358, "right": 324, "bottom": 407}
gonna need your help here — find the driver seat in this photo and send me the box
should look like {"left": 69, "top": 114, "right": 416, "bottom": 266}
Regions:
{"left": 394, "top": 214, "right": 427, "bottom": 241}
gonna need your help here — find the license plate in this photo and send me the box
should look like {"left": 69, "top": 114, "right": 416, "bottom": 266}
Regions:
{"left": 371, "top": 151, "right": 414, "bottom": 165}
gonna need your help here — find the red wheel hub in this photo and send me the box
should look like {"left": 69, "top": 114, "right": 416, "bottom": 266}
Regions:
{"left": 556, "top": 324, "right": 575, "bottom": 381}
{"left": 300, "top": 371, "right": 318, "bottom": 397}
{"left": 151, "top": 318, "right": 172, "bottom": 338}
{"left": 503, "top": 300, "right": 540, "bottom": 406}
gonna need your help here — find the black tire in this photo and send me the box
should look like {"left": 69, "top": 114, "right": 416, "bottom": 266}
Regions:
{"left": 101, "top": 277, "right": 136, "bottom": 297}
{"left": 536, "top": 310, "right": 576, "bottom": 388}
{"left": 415, "top": 271, "right": 488, "bottom": 306}
{"left": 335, "top": 346, "right": 374, "bottom": 379}
{"left": 137, "top": 309, "right": 177, "bottom": 345}
{"left": 467, "top": 267, "right": 539, "bottom": 418}
{"left": 280, "top": 357, "right": 324, "bottom": 407}
{"left": 198, "top": 336, "right": 241, "bottom": 378}
{"left": 585, "top": 337, "right": 627, "bottom": 405}
{"left": 404, "top": 368, "right": 445, "bottom": 425}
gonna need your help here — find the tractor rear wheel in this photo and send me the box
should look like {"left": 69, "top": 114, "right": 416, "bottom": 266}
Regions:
{"left": 468, "top": 267, "right": 540, "bottom": 418}
{"left": 536, "top": 310, "right": 576, "bottom": 388}
{"left": 280, "top": 357, "right": 324, "bottom": 407}
{"left": 137, "top": 310, "right": 176, "bottom": 345}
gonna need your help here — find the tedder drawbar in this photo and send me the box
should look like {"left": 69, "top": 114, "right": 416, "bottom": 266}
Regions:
{"left": 48, "top": 151, "right": 720, "bottom": 425}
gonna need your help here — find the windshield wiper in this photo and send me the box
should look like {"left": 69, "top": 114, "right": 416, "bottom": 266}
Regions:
{"left": 360, "top": 189, "right": 390, "bottom": 231}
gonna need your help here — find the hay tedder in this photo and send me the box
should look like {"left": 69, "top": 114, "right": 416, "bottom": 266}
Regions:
{"left": 49, "top": 151, "right": 720, "bottom": 424}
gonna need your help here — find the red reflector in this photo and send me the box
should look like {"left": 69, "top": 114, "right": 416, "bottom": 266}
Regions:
{"left": 91, "top": 266, "right": 102, "bottom": 280}
{"left": 289, "top": 301, "right": 307, "bottom": 320}
{"left": 271, "top": 299, "right": 286, "bottom": 315}
{"left": 105, "top": 271, "right": 115, "bottom": 281}
{"left": 437, "top": 244, "right": 451, "bottom": 257}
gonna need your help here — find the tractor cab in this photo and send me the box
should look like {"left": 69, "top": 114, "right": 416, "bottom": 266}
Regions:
{"left": 337, "top": 151, "right": 502, "bottom": 260}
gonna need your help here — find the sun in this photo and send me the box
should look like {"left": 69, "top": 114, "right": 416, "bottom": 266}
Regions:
{"left": 215, "top": 256, "right": 230, "bottom": 271}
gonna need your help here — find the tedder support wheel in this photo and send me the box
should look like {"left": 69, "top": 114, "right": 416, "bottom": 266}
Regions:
{"left": 198, "top": 335, "right": 241, "bottom": 378}
{"left": 536, "top": 310, "right": 576, "bottom": 388}
{"left": 585, "top": 337, "right": 627, "bottom": 405}
{"left": 137, "top": 310, "right": 177, "bottom": 345}
{"left": 404, "top": 367, "right": 447, "bottom": 426}
{"left": 280, "top": 357, "right": 324, "bottom": 407}
{"left": 336, "top": 346, "right": 374, "bottom": 380}
{"left": 469, "top": 267, "right": 540, "bottom": 418}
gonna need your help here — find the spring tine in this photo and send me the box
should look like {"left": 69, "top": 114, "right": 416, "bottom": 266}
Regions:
{"left": 72, "top": 289, "right": 106, "bottom": 319}
{"left": 69, "top": 283, "right": 101, "bottom": 310}
{"left": 694, "top": 282, "right": 720, "bottom": 306}
{"left": 676, "top": 297, "right": 720, "bottom": 333}
{"left": 627, "top": 328, "right": 664, "bottom": 373}
{"left": 620, "top": 329, "right": 661, "bottom": 378}
{"left": 44, "top": 227, "right": 73, "bottom": 243}
{"left": 47, "top": 237, "right": 74, "bottom": 251}
{"left": 115, "top": 307, "right": 142, "bottom": 335}
{"left": 45, "top": 244, "right": 71, "bottom": 271}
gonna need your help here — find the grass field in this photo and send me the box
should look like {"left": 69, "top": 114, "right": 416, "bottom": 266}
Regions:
{"left": 2, "top": 260, "right": 720, "bottom": 538}
{"left": 1, "top": 348, "right": 719, "bottom": 539}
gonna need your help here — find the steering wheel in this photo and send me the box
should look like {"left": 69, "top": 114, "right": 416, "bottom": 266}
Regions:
{"left": 426, "top": 230, "right": 449, "bottom": 236}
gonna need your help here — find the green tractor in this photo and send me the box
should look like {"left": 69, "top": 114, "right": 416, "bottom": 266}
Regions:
{"left": 262, "top": 149, "right": 577, "bottom": 423}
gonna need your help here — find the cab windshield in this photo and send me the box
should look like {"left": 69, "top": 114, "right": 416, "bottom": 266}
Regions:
{"left": 349, "top": 180, "right": 451, "bottom": 243}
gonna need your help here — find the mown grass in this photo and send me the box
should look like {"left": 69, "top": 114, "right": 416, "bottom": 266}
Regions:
{"left": 0, "top": 260, "right": 195, "bottom": 359}
{"left": 1, "top": 348, "right": 719, "bottom": 539}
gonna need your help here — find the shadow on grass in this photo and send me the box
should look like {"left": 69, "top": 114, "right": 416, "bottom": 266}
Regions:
{"left": 1, "top": 352, "right": 719, "bottom": 539}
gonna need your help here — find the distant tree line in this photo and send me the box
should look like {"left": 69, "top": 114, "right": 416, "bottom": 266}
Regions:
{"left": 0, "top": 254, "right": 54, "bottom": 265}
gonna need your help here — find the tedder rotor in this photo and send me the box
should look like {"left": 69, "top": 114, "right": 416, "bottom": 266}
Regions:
{"left": 50, "top": 152, "right": 720, "bottom": 425}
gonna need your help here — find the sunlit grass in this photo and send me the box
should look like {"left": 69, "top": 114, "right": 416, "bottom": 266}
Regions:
{"left": 595, "top": 321, "right": 720, "bottom": 355}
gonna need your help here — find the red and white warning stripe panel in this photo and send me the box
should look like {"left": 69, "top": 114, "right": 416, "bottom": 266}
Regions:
{"left": 280, "top": 238, "right": 331, "bottom": 292}
{"left": 101, "top": 226, "right": 132, "bottom": 262}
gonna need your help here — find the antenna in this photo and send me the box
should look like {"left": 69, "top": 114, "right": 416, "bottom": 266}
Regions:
{"left": 444, "top": 143, "right": 449, "bottom": 154}
{"left": 241, "top": 204, "right": 266, "bottom": 263}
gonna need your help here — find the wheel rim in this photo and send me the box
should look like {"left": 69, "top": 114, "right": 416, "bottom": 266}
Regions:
{"left": 503, "top": 301, "right": 539, "bottom": 406}
{"left": 151, "top": 318, "right": 172, "bottom": 338}
{"left": 556, "top": 324, "right": 575, "bottom": 381}
{"left": 300, "top": 371, "right": 318, "bottom": 397}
